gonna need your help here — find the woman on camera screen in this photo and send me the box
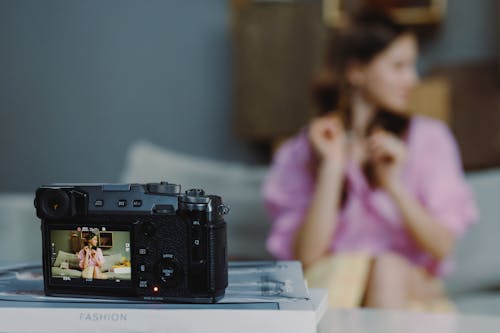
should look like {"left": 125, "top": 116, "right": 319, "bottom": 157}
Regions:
{"left": 263, "top": 9, "right": 477, "bottom": 309}
{"left": 78, "top": 233, "right": 107, "bottom": 280}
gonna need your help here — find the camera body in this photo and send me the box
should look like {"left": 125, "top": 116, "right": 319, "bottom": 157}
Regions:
{"left": 35, "top": 182, "right": 228, "bottom": 303}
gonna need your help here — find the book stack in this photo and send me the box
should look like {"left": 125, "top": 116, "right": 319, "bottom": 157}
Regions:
{"left": 0, "top": 261, "right": 327, "bottom": 333}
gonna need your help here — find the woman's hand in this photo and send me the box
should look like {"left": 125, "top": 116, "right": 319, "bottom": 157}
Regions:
{"left": 367, "top": 130, "right": 407, "bottom": 191}
{"left": 84, "top": 246, "right": 90, "bottom": 256}
{"left": 296, "top": 115, "right": 347, "bottom": 266}
{"left": 309, "top": 115, "right": 346, "bottom": 168}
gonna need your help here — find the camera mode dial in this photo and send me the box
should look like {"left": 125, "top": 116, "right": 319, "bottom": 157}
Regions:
{"left": 147, "top": 182, "right": 181, "bottom": 195}
{"left": 186, "top": 189, "right": 205, "bottom": 197}
{"left": 181, "top": 189, "right": 210, "bottom": 204}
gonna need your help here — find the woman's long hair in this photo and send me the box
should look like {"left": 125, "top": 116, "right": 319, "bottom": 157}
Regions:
{"left": 311, "top": 9, "right": 413, "bottom": 190}
{"left": 312, "top": 9, "right": 411, "bottom": 137}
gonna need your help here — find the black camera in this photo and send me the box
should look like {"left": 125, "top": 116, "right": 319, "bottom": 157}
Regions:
{"left": 34, "top": 182, "right": 229, "bottom": 303}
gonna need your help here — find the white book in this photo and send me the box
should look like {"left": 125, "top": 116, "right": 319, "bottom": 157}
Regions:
{"left": 0, "top": 261, "right": 328, "bottom": 333}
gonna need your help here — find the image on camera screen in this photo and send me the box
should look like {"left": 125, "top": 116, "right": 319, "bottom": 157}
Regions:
{"left": 49, "top": 227, "right": 131, "bottom": 282}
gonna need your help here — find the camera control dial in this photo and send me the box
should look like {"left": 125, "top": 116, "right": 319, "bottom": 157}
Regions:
{"left": 185, "top": 189, "right": 205, "bottom": 197}
{"left": 181, "top": 189, "right": 210, "bottom": 204}
{"left": 146, "top": 182, "right": 181, "bottom": 195}
{"left": 158, "top": 257, "right": 183, "bottom": 286}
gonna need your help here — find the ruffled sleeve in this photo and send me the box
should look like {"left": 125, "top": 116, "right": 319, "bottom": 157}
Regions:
{"left": 78, "top": 249, "right": 85, "bottom": 269}
{"left": 417, "top": 119, "right": 478, "bottom": 237}
{"left": 262, "top": 131, "right": 315, "bottom": 260}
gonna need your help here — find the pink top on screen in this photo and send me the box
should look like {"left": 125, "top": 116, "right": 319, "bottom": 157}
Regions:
{"left": 78, "top": 247, "right": 105, "bottom": 269}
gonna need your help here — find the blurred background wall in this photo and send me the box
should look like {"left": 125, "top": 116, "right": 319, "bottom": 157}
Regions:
{"left": 0, "top": 0, "right": 255, "bottom": 191}
{"left": 0, "top": 0, "right": 497, "bottom": 192}
{"left": 418, "top": 0, "right": 496, "bottom": 69}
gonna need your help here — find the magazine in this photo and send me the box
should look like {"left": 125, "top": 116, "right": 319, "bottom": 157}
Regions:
{"left": 0, "top": 260, "right": 327, "bottom": 333}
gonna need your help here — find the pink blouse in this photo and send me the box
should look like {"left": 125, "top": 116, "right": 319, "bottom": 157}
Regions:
{"left": 263, "top": 116, "right": 478, "bottom": 276}
{"left": 78, "top": 247, "right": 105, "bottom": 269}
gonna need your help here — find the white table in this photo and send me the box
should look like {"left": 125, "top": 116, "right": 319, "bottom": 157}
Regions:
{"left": 318, "top": 308, "right": 500, "bottom": 332}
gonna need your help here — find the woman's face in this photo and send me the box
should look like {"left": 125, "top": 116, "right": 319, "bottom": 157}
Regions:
{"left": 350, "top": 33, "right": 419, "bottom": 113}
{"left": 89, "top": 236, "right": 98, "bottom": 247}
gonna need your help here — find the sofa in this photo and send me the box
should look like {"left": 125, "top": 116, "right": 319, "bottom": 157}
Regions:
{"left": 2, "top": 140, "right": 500, "bottom": 315}
{"left": 50, "top": 250, "right": 131, "bottom": 280}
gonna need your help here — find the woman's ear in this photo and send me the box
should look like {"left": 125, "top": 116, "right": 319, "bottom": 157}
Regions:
{"left": 346, "top": 60, "right": 367, "bottom": 87}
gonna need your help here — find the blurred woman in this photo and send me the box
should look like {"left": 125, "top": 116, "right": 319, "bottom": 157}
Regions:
{"left": 263, "top": 9, "right": 477, "bottom": 309}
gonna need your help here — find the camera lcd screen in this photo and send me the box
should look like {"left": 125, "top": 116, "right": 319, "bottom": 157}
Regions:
{"left": 49, "top": 226, "right": 132, "bottom": 287}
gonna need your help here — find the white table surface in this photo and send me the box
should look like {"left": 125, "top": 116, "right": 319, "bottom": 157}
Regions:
{"left": 318, "top": 308, "right": 500, "bottom": 332}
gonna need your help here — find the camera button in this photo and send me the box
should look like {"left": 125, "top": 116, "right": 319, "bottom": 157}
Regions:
{"left": 159, "top": 258, "right": 182, "bottom": 286}
{"left": 139, "top": 264, "right": 147, "bottom": 272}
{"left": 133, "top": 200, "right": 142, "bottom": 207}
{"left": 94, "top": 199, "right": 104, "bottom": 207}
{"left": 117, "top": 199, "right": 127, "bottom": 208}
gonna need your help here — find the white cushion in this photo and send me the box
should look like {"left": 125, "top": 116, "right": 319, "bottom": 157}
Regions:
{"left": 445, "top": 168, "right": 500, "bottom": 294}
{"left": 452, "top": 291, "right": 500, "bottom": 316}
{"left": 121, "top": 140, "right": 272, "bottom": 259}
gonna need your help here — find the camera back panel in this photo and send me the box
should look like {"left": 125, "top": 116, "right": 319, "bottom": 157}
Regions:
{"left": 36, "top": 182, "right": 228, "bottom": 303}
